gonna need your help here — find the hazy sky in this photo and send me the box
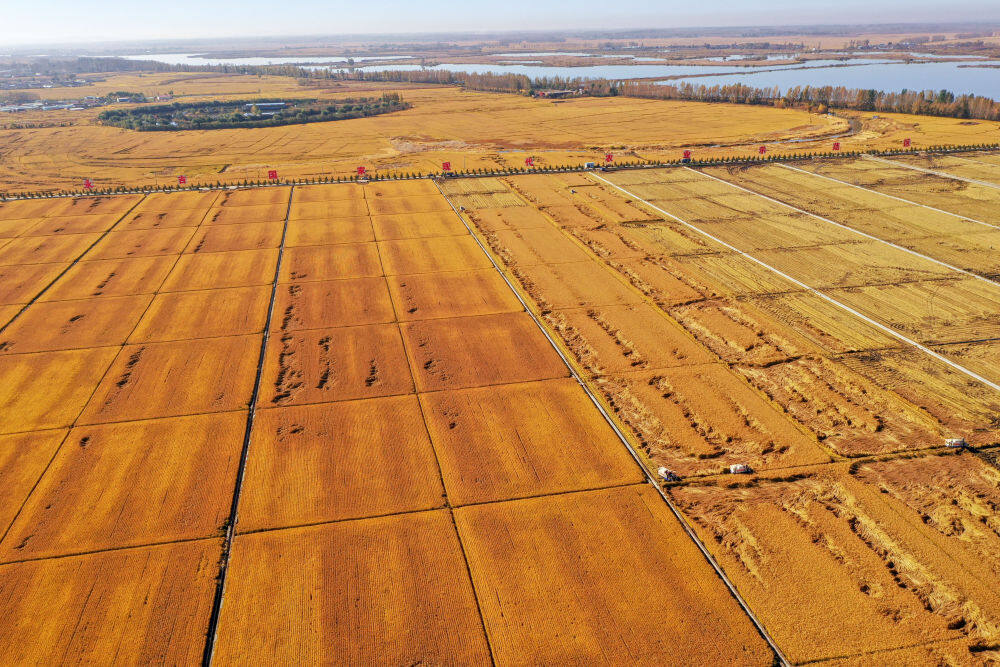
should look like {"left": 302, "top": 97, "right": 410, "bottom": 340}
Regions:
{"left": 3, "top": 0, "right": 998, "bottom": 45}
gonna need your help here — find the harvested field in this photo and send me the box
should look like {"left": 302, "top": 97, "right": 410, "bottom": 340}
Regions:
{"left": 0, "top": 430, "right": 66, "bottom": 532}
{"left": 41, "top": 256, "right": 175, "bottom": 301}
{"left": 837, "top": 348, "right": 1000, "bottom": 445}
{"left": 596, "top": 364, "right": 827, "bottom": 476}
{"left": 671, "top": 458, "right": 1000, "bottom": 663}
{"left": 79, "top": 336, "right": 259, "bottom": 424}
{"left": 261, "top": 324, "right": 413, "bottom": 406}
{"left": 512, "top": 260, "right": 644, "bottom": 309}
{"left": 239, "top": 396, "right": 443, "bottom": 532}
{"left": 549, "top": 304, "right": 714, "bottom": 374}
{"left": 377, "top": 236, "right": 493, "bottom": 275}
{"left": 385, "top": 268, "right": 522, "bottom": 321}
{"left": 271, "top": 278, "right": 394, "bottom": 331}
{"left": 161, "top": 248, "right": 278, "bottom": 292}
{"left": 213, "top": 512, "right": 491, "bottom": 664}
{"left": 0, "top": 540, "right": 219, "bottom": 664}
{"left": 0, "top": 348, "right": 119, "bottom": 434}
{"left": 186, "top": 221, "right": 284, "bottom": 253}
{"left": 0, "top": 295, "right": 151, "bottom": 354}
{"left": 401, "top": 312, "right": 569, "bottom": 392}
{"left": 736, "top": 355, "right": 946, "bottom": 456}
{"left": 422, "top": 379, "right": 641, "bottom": 504}
{"left": 279, "top": 243, "right": 382, "bottom": 282}
{"left": 489, "top": 226, "right": 591, "bottom": 265}
{"left": 129, "top": 286, "right": 270, "bottom": 342}
{"left": 466, "top": 206, "right": 551, "bottom": 231}
{"left": 284, "top": 217, "right": 373, "bottom": 246}
{"left": 454, "top": 485, "right": 773, "bottom": 664}
{"left": 1, "top": 413, "right": 244, "bottom": 559}
{"left": 668, "top": 297, "right": 818, "bottom": 366}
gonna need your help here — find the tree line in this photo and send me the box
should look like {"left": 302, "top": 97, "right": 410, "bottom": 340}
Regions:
{"left": 97, "top": 93, "right": 407, "bottom": 131}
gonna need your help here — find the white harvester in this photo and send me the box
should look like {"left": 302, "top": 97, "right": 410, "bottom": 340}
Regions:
{"left": 945, "top": 438, "right": 968, "bottom": 449}
{"left": 657, "top": 467, "right": 681, "bottom": 483}
{"left": 729, "top": 463, "right": 753, "bottom": 474}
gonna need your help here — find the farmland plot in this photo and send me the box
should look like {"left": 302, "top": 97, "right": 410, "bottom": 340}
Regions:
{"left": 0, "top": 540, "right": 219, "bottom": 664}
{"left": 161, "top": 248, "right": 278, "bottom": 291}
{"left": 213, "top": 513, "right": 491, "bottom": 664}
{"left": 1, "top": 413, "right": 244, "bottom": 559}
{"left": 239, "top": 396, "right": 443, "bottom": 532}
{"left": 271, "top": 278, "right": 394, "bottom": 331}
{"left": 386, "top": 269, "right": 522, "bottom": 321}
{"left": 89, "top": 227, "right": 197, "bottom": 259}
{"left": 455, "top": 485, "right": 773, "bottom": 664}
{"left": 0, "top": 295, "right": 151, "bottom": 354}
{"left": 671, "top": 458, "right": 1000, "bottom": 664}
{"left": 130, "top": 286, "right": 270, "bottom": 342}
{"left": 422, "top": 379, "right": 641, "bottom": 504}
{"left": 400, "top": 312, "right": 569, "bottom": 392}
{"left": 261, "top": 324, "right": 413, "bottom": 406}
{"left": 79, "top": 336, "right": 259, "bottom": 424}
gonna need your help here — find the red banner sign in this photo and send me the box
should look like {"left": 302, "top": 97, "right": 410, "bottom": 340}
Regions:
{"left": 605, "top": 153, "right": 613, "bottom": 163}
{"left": 178, "top": 175, "right": 187, "bottom": 185}
{"left": 683, "top": 150, "right": 692, "bottom": 159}
{"left": 525, "top": 157, "right": 534, "bottom": 167}
{"left": 833, "top": 141, "right": 841, "bottom": 151}
{"left": 83, "top": 179, "right": 93, "bottom": 190}
{"left": 357, "top": 166, "right": 366, "bottom": 176}
{"left": 267, "top": 169, "right": 278, "bottom": 180}
{"left": 758, "top": 145, "right": 767, "bottom": 155}
{"left": 903, "top": 138, "right": 911, "bottom": 147}
{"left": 442, "top": 162, "right": 451, "bottom": 171}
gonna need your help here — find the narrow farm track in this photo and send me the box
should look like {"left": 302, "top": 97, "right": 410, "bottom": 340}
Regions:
{"left": 436, "top": 181, "right": 792, "bottom": 665}
{"left": 201, "top": 186, "right": 295, "bottom": 665}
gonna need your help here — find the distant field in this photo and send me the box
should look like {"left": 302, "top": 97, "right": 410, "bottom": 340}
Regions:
{"left": 5, "top": 72, "right": 999, "bottom": 194}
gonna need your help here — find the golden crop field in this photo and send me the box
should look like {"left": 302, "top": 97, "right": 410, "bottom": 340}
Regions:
{"left": 444, "top": 162, "right": 1000, "bottom": 663}
{"left": 0, "top": 175, "right": 791, "bottom": 664}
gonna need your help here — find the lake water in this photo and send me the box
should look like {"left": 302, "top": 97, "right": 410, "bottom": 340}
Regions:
{"left": 116, "top": 52, "right": 1000, "bottom": 98}
{"left": 663, "top": 60, "right": 1000, "bottom": 97}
